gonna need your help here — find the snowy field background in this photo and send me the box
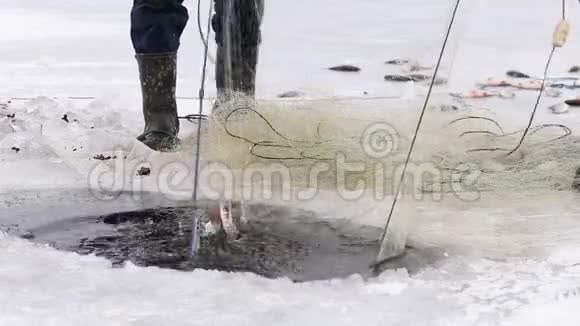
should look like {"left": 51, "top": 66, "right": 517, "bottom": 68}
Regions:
{"left": 2, "top": 0, "right": 580, "bottom": 325}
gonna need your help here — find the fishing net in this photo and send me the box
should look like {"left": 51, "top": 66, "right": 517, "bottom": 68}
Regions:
{"left": 199, "top": 88, "right": 580, "bottom": 262}
{"left": 194, "top": 0, "right": 580, "bottom": 264}
{"left": 203, "top": 95, "right": 580, "bottom": 197}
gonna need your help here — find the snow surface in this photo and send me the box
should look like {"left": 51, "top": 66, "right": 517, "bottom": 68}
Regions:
{"left": 2, "top": 0, "right": 580, "bottom": 325}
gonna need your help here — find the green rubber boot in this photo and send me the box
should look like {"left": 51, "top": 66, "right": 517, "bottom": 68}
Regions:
{"left": 136, "top": 53, "right": 181, "bottom": 152}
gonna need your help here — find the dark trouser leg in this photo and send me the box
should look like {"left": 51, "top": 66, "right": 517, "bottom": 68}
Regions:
{"left": 131, "top": 0, "right": 189, "bottom": 54}
{"left": 213, "top": 0, "right": 264, "bottom": 99}
{"left": 131, "top": 0, "right": 188, "bottom": 151}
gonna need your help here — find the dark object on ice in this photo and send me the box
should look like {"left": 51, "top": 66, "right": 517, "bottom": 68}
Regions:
{"left": 384, "top": 74, "right": 446, "bottom": 84}
{"left": 137, "top": 166, "right": 151, "bottom": 176}
{"left": 6, "top": 113, "right": 15, "bottom": 119}
{"left": 11, "top": 147, "right": 20, "bottom": 153}
{"left": 328, "top": 65, "right": 361, "bottom": 72}
{"left": 572, "top": 167, "right": 580, "bottom": 191}
{"left": 384, "top": 75, "right": 414, "bottom": 82}
{"left": 506, "top": 70, "right": 531, "bottom": 79}
{"left": 550, "top": 83, "right": 580, "bottom": 90}
{"left": 278, "top": 91, "right": 303, "bottom": 98}
{"left": 435, "top": 104, "right": 459, "bottom": 112}
{"left": 569, "top": 65, "right": 580, "bottom": 73}
{"left": 407, "top": 74, "right": 431, "bottom": 81}
{"left": 432, "top": 77, "right": 448, "bottom": 86}
{"left": 93, "top": 154, "right": 112, "bottom": 161}
{"left": 62, "top": 114, "right": 69, "bottom": 123}
{"left": 20, "top": 231, "right": 35, "bottom": 240}
{"left": 385, "top": 59, "right": 409, "bottom": 65}
{"left": 136, "top": 54, "right": 181, "bottom": 152}
{"left": 564, "top": 98, "right": 580, "bottom": 107}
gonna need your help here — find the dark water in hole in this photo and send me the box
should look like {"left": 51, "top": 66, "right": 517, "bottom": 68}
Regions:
{"left": 28, "top": 204, "right": 389, "bottom": 281}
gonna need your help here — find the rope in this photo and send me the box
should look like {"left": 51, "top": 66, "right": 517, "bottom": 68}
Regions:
{"left": 180, "top": 113, "right": 208, "bottom": 123}
{"left": 190, "top": 0, "right": 214, "bottom": 256}
{"left": 505, "top": 0, "right": 566, "bottom": 156}
{"left": 506, "top": 47, "right": 557, "bottom": 156}
{"left": 457, "top": 120, "right": 573, "bottom": 154}
{"left": 7, "top": 94, "right": 405, "bottom": 104}
{"left": 562, "top": 0, "right": 566, "bottom": 20}
{"left": 219, "top": 106, "right": 343, "bottom": 160}
{"left": 373, "top": 0, "right": 463, "bottom": 268}
{"left": 373, "top": 0, "right": 569, "bottom": 269}
{"left": 197, "top": 0, "right": 216, "bottom": 64}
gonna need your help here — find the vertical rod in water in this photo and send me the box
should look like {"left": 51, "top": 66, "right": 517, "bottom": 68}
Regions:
{"left": 191, "top": 0, "right": 215, "bottom": 255}
{"left": 375, "top": 0, "right": 463, "bottom": 266}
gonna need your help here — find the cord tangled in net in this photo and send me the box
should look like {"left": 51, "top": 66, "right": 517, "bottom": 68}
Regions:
{"left": 206, "top": 96, "right": 580, "bottom": 196}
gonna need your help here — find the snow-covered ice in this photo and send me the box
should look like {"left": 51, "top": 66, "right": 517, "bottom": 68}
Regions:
{"left": 2, "top": 0, "right": 580, "bottom": 324}
{"left": 1, "top": 227, "right": 580, "bottom": 326}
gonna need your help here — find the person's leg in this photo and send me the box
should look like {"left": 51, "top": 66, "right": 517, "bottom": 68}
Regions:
{"left": 213, "top": 0, "right": 263, "bottom": 100}
{"left": 212, "top": 0, "right": 228, "bottom": 99}
{"left": 208, "top": 0, "right": 264, "bottom": 243}
{"left": 237, "top": 0, "right": 263, "bottom": 96}
{"left": 131, "top": 0, "right": 189, "bottom": 151}
{"left": 131, "top": 0, "right": 189, "bottom": 54}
